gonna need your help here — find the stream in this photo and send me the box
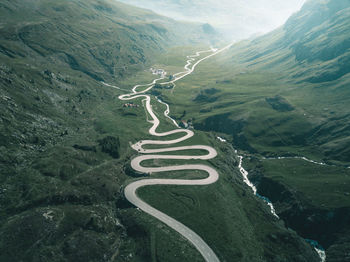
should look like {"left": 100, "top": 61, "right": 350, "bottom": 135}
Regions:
{"left": 218, "top": 137, "right": 327, "bottom": 262}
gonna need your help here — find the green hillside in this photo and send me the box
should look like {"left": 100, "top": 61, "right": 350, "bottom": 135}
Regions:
{"left": 225, "top": 0, "right": 350, "bottom": 163}
{"left": 151, "top": 0, "right": 350, "bottom": 260}
{"left": 165, "top": 0, "right": 350, "bottom": 164}
{"left": 231, "top": 0, "right": 350, "bottom": 83}
{"left": 0, "top": 0, "right": 218, "bottom": 82}
{"left": 0, "top": 0, "right": 220, "bottom": 261}
{"left": 0, "top": 0, "right": 345, "bottom": 261}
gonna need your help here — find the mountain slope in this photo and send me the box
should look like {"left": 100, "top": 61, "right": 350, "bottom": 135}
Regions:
{"left": 229, "top": 2, "right": 350, "bottom": 259}
{"left": 150, "top": 0, "right": 350, "bottom": 260}
{"left": 0, "top": 1, "right": 219, "bottom": 261}
{"left": 225, "top": 0, "right": 350, "bottom": 162}
{"left": 0, "top": 0, "right": 217, "bottom": 82}
{"left": 230, "top": 0, "right": 350, "bottom": 83}
{"left": 173, "top": 0, "right": 350, "bottom": 163}
{"left": 0, "top": 0, "right": 219, "bottom": 168}
{"left": 118, "top": 0, "right": 306, "bottom": 39}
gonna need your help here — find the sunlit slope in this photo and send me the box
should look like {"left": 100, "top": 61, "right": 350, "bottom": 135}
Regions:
{"left": 165, "top": 0, "right": 350, "bottom": 164}
{"left": 0, "top": 1, "right": 219, "bottom": 261}
{"left": 153, "top": 1, "right": 350, "bottom": 260}
{"left": 0, "top": 0, "right": 217, "bottom": 81}
{"left": 118, "top": 0, "right": 306, "bottom": 39}
{"left": 230, "top": 0, "right": 350, "bottom": 83}
{"left": 228, "top": 0, "right": 350, "bottom": 162}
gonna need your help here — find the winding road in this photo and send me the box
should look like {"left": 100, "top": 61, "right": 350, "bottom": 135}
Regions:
{"left": 117, "top": 44, "right": 232, "bottom": 262}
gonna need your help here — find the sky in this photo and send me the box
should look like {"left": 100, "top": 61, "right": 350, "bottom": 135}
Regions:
{"left": 118, "top": 0, "right": 307, "bottom": 39}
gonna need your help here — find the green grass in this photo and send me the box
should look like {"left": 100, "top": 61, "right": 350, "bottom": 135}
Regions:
{"left": 0, "top": 1, "right": 220, "bottom": 260}
{"left": 127, "top": 10, "right": 350, "bottom": 259}
{"left": 116, "top": 207, "right": 204, "bottom": 262}
{"left": 260, "top": 158, "right": 350, "bottom": 209}
{"left": 136, "top": 141, "right": 318, "bottom": 261}
{"left": 120, "top": 2, "right": 350, "bottom": 261}
{"left": 151, "top": 44, "right": 350, "bottom": 165}
{"left": 1, "top": 0, "right": 341, "bottom": 260}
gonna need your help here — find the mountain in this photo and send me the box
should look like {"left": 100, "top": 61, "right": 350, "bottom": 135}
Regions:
{"left": 231, "top": 0, "right": 350, "bottom": 83}
{"left": 117, "top": 0, "right": 306, "bottom": 39}
{"left": 0, "top": 0, "right": 323, "bottom": 261}
{"left": 166, "top": 0, "right": 350, "bottom": 164}
{"left": 154, "top": 0, "right": 350, "bottom": 260}
{"left": 0, "top": 1, "right": 220, "bottom": 261}
{"left": 0, "top": 0, "right": 218, "bottom": 82}
{"left": 226, "top": 0, "right": 350, "bottom": 161}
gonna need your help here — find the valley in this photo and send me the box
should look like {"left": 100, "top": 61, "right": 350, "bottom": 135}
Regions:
{"left": 1, "top": 0, "right": 349, "bottom": 261}
{"left": 149, "top": 1, "right": 350, "bottom": 260}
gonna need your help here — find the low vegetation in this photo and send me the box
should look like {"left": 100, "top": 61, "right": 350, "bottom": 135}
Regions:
{"left": 0, "top": 0, "right": 220, "bottom": 261}
{"left": 149, "top": 0, "right": 350, "bottom": 260}
{"left": 1, "top": 0, "right": 349, "bottom": 261}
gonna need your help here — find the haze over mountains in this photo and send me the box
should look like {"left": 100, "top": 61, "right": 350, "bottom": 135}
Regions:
{"left": 1, "top": 0, "right": 350, "bottom": 261}
{"left": 0, "top": 0, "right": 218, "bottom": 83}
{"left": 226, "top": 0, "right": 350, "bottom": 161}
{"left": 117, "top": 0, "right": 306, "bottom": 39}
{"left": 159, "top": 0, "right": 350, "bottom": 260}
